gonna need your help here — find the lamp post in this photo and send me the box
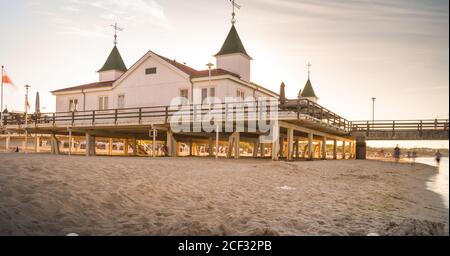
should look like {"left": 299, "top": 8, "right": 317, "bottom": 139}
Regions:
{"left": 206, "top": 62, "right": 214, "bottom": 105}
{"left": 206, "top": 62, "right": 214, "bottom": 86}
{"left": 24, "top": 84, "right": 31, "bottom": 152}
{"left": 371, "top": 97, "right": 376, "bottom": 129}
{"left": 1, "top": 65, "right": 4, "bottom": 126}
{"left": 206, "top": 62, "right": 218, "bottom": 158}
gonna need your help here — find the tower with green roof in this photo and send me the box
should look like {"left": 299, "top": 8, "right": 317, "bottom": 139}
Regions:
{"left": 98, "top": 24, "right": 127, "bottom": 82}
{"left": 299, "top": 62, "right": 318, "bottom": 103}
{"left": 215, "top": 9, "right": 252, "bottom": 82}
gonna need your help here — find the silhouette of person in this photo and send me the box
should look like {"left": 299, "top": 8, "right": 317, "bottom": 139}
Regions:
{"left": 162, "top": 144, "right": 168, "bottom": 157}
{"left": 412, "top": 151, "right": 417, "bottom": 165}
{"left": 435, "top": 150, "right": 442, "bottom": 165}
{"left": 394, "top": 145, "right": 401, "bottom": 164}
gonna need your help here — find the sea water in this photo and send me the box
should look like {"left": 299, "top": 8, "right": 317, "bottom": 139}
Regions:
{"left": 415, "top": 157, "right": 449, "bottom": 210}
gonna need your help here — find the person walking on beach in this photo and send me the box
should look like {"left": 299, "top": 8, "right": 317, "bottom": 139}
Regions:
{"left": 411, "top": 151, "right": 417, "bottom": 165}
{"left": 435, "top": 150, "right": 442, "bottom": 165}
{"left": 393, "top": 145, "right": 401, "bottom": 164}
{"left": 162, "top": 144, "right": 168, "bottom": 157}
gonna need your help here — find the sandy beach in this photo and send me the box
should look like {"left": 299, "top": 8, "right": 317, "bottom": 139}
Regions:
{"left": 0, "top": 153, "right": 448, "bottom": 236}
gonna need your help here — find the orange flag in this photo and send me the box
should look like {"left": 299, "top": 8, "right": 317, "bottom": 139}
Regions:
{"left": 2, "top": 71, "right": 13, "bottom": 84}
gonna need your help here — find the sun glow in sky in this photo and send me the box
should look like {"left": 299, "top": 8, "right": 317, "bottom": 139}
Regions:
{"left": 0, "top": 0, "right": 448, "bottom": 148}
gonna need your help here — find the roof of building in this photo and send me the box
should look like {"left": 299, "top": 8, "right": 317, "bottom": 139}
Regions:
{"left": 98, "top": 46, "right": 127, "bottom": 72}
{"left": 301, "top": 79, "right": 318, "bottom": 98}
{"left": 52, "top": 52, "right": 241, "bottom": 94}
{"left": 52, "top": 80, "right": 115, "bottom": 93}
{"left": 215, "top": 25, "right": 251, "bottom": 59}
{"left": 155, "top": 53, "right": 240, "bottom": 78}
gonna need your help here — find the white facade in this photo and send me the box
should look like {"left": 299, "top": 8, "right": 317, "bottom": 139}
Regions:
{"left": 53, "top": 51, "right": 277, "bottom": 113}
{"left": 99, "top": 70, "right": 125, "bottom": 82}
{"left": 216, "top": 53, "right": 251, "bottom": 82}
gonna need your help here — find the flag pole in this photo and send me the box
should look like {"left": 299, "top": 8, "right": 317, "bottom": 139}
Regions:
{"left": 24, "top": 84, "right": 30, "bottom": 153}
{"left": 1, "top": 65, "right": 4, "bottom": 126}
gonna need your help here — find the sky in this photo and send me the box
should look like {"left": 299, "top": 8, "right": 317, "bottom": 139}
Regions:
{"left": 0, "top": 0, "right": 448, "bottom": 148}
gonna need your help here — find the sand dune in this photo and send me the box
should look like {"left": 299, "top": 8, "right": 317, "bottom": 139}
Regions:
{"left": 0, "top": 153, "right": 447, "bottom": 236}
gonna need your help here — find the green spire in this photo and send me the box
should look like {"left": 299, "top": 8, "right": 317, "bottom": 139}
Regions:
{"left": 215, "top": 25, "right": 251, "bottom": 58}
{"left": 301, "top": 79, "right": 317, "bottom": 98}
{"left": 98, "top": 45, "right": 127, "bottom": 72}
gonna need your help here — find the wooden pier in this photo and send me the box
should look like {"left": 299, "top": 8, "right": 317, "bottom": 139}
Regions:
{"left": 1, "top": 99, "right": 356, "bottom": 160}
{"left": 1, "top": 100, "right": 447, "bottom": 160}
{"left": 352, "top": 119, "right": 449, "bottom": 159}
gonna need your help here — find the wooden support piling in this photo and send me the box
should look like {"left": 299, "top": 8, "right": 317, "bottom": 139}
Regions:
{"left": 108, "top": 138, "right": 113, "bottom": 155}
{"left": 279, "top": 135, "right": 285, "bottom": 159}
{"left": 68, "top": 129, "right": 72, "bottom": 155}
{"left": 5, "top": 133, "right": 10, "bottom": 152}
{"left": 287, "top": 128, "right": 294, "bottom": 161}
{"left": 51, "top": 133, "right": 61, "bottom": 155}
{"left": 35, "top": 135, "right": 40, "bottom": 153}
{"left": 208, "top": 136, "right": 213, "bottom": 157}
{"left": 152, "top": 129, "right": 157, "bottom": 157}
{"left": 189, "top": 139, "right": 193, "bottom": 156}
{"left": 307, "top": 133, "right": 313, "bottom": 160}
{"left": 259, "top": 140, "right": 265, "bottom": 158}
{"left": 295, "top": 139, "right": 300, "bottom": 159}
{"left": 321, "top": 137, "right": 327, "bottom": 160}
{"left": 253, "top": 139, "right": 260, "bottom": 158}
{"left": 271, "top": 124, "right": 280, "bottom": 161}
{"left": 333, "top": 139, "right": 337, "bottom": 160}
{"left": 166, "top": 129, "right": 176, "bottom": 157}
{"left": 85, "top": 132, "right": 95, "bottom": 156}
{"left": 234, "top": 132, "right": 240, "bottom": 159}
{"left": 132, "top": 138, "right": 137, "bottom": 156}
{"left": 215, "top": 126, "right": 219, "bottom": 159}
{"left": 124, "top": 138, "right": 129, "bottom": 155}
{"left": 226, "top": 133, "right": 234, "bottom": 158}
{"left": 342, "top": 141, "right": 346, "bottom": 159}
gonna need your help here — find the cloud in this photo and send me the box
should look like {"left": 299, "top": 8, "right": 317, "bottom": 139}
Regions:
{"left": 404, "top": 86, "right": 449, "bottom": 93}
{"left": 254, "top": 0, "right": 448, "bottom": 22}
{"left": 28, "top": 0, "right": 169, "bottom": 38}
{"left": 68, "top": 0, "right": 169, "bottom": 28}
{"left": 62, "top": 25, "right": 109, "bottom": 38}
{"left": 50, "top": 17, "right": 109, "bottom": 38}
{"left": 62, "top": 6, "right": 80, "bottom": 13}
{"left": 26, "top": 0, "right": 42, "bottom": 7}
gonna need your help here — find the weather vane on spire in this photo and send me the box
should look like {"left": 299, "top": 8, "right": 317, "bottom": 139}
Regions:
{"left": 229, "top": 0, "right": 241, "bottom": 25}
{"left": 307, "top": 61, "right": 312, "bottom": 80}
{"left": 110, "top": 22, "right": 124, "bottom": 45}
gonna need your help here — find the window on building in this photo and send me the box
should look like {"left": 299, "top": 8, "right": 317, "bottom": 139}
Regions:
{"left": 69, "top": 99, "right": 78, "bottom": 112}
{"left": 117, "top": 94, "right": 125, "bottom": 109}
{"left": 145, "top": 67, "right": 157, "bottom": 75}
{"left": 236, "top": 90, "right": 245, "bottom": 101}
{"left": 98, "top": 96, "right": 109, "bottom": 110}
{"left": 180, "top": 89, "right": 189, "bottom": 100}
{"left": 201, "top": 88, "right": 208, "bottom": 103}
{"left": 208, "top": 88, "right": 216, "bottom": 104}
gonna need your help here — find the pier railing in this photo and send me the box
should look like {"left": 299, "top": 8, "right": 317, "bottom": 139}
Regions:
{"left": 352, "top": 119, "right": 449, "bottom": 134}
{"left": 282, "top": 99, "right": 353, "bottom": 131}
{"left": 1, "top": 99, "right": 352, "bottom": 132}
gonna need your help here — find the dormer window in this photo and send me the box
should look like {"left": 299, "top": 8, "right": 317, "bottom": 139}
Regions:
{"left": 117, "top": 94, "right": 125, "bottom": 109}
{"left": 236, "top": 89, "right": 245, "bottom": 101}
{"left": 145, "top": 68, "right": 157, "bottom": 75}
{"left": 98, "top": 96, "right": 109, "bottom": 110}
{"left": 69, "top": 99, "right": 78, "bottom": 112}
